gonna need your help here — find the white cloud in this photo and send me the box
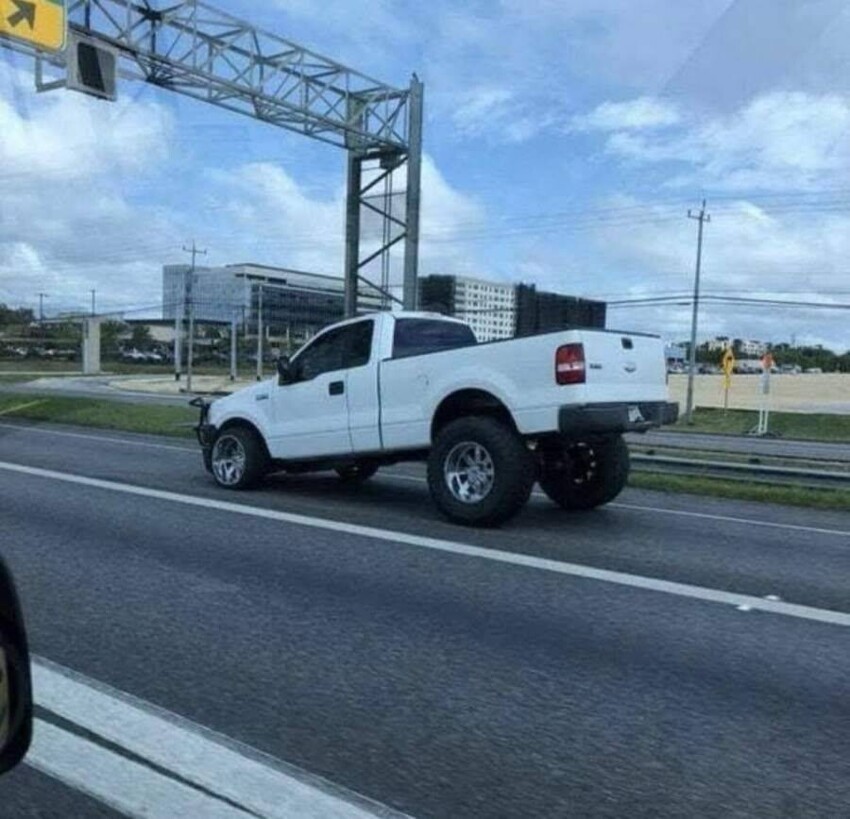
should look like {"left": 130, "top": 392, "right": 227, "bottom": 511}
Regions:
{"left": 598, "top": 92, "right": 850, "bottom": 191}
{"left": 450, "top": 86, "right": 560, "bottom": 144}
{"left": 0, "top": 64, "right": 181, "bottom": 313}
{"left": 570, "top": 97, "right": 681, "bottom": 131}
{"left": 579, "top": 196, "right": 850, "bottom": 348}
{"left": 203, "top": 153, "right": 485, "bottom": 289}
{"left": 0, "top": 79, "right": 171, "bottom": 182}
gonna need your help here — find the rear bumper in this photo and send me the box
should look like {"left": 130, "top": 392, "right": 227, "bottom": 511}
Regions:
{"left": 559, "top": 401, "right": 679, "bottom": 436}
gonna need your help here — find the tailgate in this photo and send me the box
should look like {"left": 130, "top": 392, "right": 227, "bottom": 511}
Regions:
{"left": 577, "top": 330, "right": 667, "bottom": 403}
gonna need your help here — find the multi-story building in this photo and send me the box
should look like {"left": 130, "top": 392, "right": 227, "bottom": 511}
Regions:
{"left": 418, "top": 275, "right": 516, "bottom": 341}
{"left": 706, "top": 336, "right": 731, "bottom": 352}
{"left": 454, "top": 276, "right": 517, "bottom": 341}
{"left": 419, "top": 275, "right": 606, "bottom": 340}
{"left": 739, "top": 339, "right": 768, "bottom": 357}
{"left": 163, "top": 263, "right": 383, "bottom": 342}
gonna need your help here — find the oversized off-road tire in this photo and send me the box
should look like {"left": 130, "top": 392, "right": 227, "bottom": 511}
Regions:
{"left": 538, "top": 435, "right": 630, "bottom": 511}
{"left": 210, "top": 426, "right": 269, "bottom": 490}
{"left": 335, "top": 461, "right": 380, "bottom": 483}
{"left": 428, "top": 416, "right": 535, "bottom": 527}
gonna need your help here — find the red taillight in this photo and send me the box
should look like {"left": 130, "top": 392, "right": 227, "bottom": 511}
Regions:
{"left": 556, "top": 343, "right": 586, "bottom": 385}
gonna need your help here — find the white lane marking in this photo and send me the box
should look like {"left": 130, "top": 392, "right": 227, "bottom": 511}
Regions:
{"left": 2, "top": 421, "right": 847, "bottom": 538}
{"left": 27, "top": 720, "right": 255, "bottom": 819}
{"left": 0, "top": 421, "right": 194, "bottom": 453}
{"left": 378, "top": 471, "right": 850, "bottom": 538}
{"left": 1, "top": 460, "right": 848, "bottom": 628}
{"left": 607, "top": 501, "right": 850, "bottom": 538}
{"left": 32, "top": 658, "right": 396, "bottom": 819}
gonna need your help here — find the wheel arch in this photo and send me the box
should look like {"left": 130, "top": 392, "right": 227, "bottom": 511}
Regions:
{"left": 217, "top": 417, "right": 271, "bottom": 460}
{"left": 430, "top": 389, "right": 518, "bottom": 443}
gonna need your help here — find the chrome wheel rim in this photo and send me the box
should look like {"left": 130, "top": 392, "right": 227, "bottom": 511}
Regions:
{"left": 444, "top": 441, "right": 495, "bottom": 504}
{"left": 212, "top": 435, "right": 246, "bottom": 486}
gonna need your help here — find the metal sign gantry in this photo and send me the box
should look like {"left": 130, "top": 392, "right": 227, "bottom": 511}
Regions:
{"left": 1, "top": 0, "right": 423, "bottom": 314}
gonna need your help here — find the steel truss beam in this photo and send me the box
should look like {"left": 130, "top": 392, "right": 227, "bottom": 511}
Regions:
{"left": 66, "top": 0, "right": 410, "bottom": 150}
{"left": 2, "top": 0, "right": 422, "bottom": 314}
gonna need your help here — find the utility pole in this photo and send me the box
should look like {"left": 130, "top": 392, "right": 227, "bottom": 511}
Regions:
{"left": 685, "top": 200, "right": 710, "bottom": 425}
{"left": 90, "top": 289, "right": 97, "bottom": 317}
{"left": 182, "top": 241, "right": 207, "bottom": 393}
{"left": 37, "top": 292, "right": 49, "bottom": 323}
{"left": 256, "top": 283, "right": 264, "bottom": 382}
{"left": 230, "top": 317, "right": 238, "bottom": 382}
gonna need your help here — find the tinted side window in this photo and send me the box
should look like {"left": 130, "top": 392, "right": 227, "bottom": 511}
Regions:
{"left": 294, "top": 320, "right": 373, "bottom": 381}
{"left": 393, "top": 319, "right": 477, "bottom": 358}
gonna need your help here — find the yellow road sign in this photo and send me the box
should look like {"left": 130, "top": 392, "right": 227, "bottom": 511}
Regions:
{"left": 721, "top": 348, "right": 735, "bottom": 393}
{"left": 0, "top": 0, "right": 66, "bottom": 52}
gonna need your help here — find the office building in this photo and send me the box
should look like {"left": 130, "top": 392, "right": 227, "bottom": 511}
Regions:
{"left": 163, "top": 263, "right": 383, "bottom": 341}
{"left": 418, "top": 275, "right": 516, "bottom": 341}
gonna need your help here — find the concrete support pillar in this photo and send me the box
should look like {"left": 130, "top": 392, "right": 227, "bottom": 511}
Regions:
{"left": 82, "top": 318, "right": 102, "bottom": 375}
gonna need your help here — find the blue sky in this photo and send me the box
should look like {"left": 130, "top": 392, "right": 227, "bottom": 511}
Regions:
{"left": 1, "top": 0, "right": 849, "bottom": 350}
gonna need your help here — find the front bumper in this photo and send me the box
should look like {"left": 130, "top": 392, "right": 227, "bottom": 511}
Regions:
{"left": 559, "top": 401, "right": 679, "bottom": 436}
{"left": 190, "top": 398, "right": 217, "bottom": 471}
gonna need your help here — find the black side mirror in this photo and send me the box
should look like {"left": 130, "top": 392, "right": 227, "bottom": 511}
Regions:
{"left": 0, "top": 558, "right": 32, "bottom": 776}
{"left": 277, "top": 355, "right": 295, "bottom": 385}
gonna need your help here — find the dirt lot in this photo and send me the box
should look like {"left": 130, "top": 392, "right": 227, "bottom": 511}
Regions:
{"left": 668, "top": 373, "right": 850, "bottom": 414}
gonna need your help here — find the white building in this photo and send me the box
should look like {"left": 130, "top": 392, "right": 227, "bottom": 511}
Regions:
{"left": 739, "top": 339, "right": 768, "bottom": 357}
{"left": 452, "top": 276, "right": 516, "bottom": 342}
{"left": 706, "top": 337, "right": 731, "bottom": 352}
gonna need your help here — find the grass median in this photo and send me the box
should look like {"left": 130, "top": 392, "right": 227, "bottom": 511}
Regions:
{"left": 0, "top": 394, "right": 196, "bottom": 438}
{"left": 672, "top": 407, "right": 850, "bottom": 442}
{"left": 630, "top": 472, "right": 849, "bottom": 512}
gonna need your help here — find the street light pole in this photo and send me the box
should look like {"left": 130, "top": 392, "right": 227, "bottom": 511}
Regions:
{"left": 685, "top": 200, "right": 711, "bottom": 425}
{"left": 90, "top": 289, "right": 96, "bottom": 317}
{"left": 37, "top": 292, "right": 48, "bottom": 323}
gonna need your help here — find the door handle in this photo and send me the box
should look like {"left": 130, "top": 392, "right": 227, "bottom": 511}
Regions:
{"left": 328, "top": 380, "right": 344, "bottom": 396}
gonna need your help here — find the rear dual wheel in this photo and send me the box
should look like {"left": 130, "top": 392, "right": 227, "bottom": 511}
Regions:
{"left": 538, "top": 436, "right": 630, "bottom": 511}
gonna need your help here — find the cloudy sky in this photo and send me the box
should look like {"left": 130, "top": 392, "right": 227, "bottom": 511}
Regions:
{"left": 1, "top": 0, "right": 849, "bottom": 350}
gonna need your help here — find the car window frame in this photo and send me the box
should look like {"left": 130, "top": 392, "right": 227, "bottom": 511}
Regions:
{"left": 289, "top": 319, "right": 375, "bottom": 383}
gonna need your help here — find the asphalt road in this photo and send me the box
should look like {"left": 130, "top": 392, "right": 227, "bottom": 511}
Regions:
{"left": 0, "top": 419, "right": 848, "bottom": 817}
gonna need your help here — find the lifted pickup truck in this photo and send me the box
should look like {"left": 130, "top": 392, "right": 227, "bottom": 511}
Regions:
{"left": 194, "top": 312, "right": 677, "bottom": 526}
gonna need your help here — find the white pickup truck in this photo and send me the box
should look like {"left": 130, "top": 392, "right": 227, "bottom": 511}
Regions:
{"left": 194, "top": 312, "right": 677, "bottom": 526}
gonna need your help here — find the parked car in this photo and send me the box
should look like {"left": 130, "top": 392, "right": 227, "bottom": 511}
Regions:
{"left": 193, "top": 312, "right": 677, "bottom": 526}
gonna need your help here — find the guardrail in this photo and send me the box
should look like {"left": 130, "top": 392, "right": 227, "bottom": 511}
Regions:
{"left": 631, "top": 453, "right": 850, "bottom": 490}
